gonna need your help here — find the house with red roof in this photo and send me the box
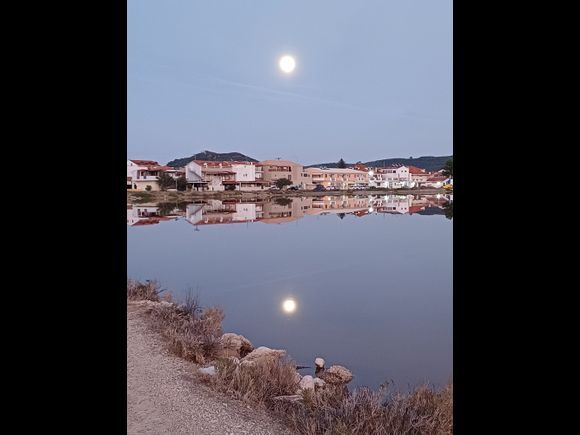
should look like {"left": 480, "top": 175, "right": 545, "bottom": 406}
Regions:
{"left": 368, "top": 164, "right": 414, "bottom": 189}
{"left": 127, "top": 159, "right": 164, "bottom": 191}
{"left": 185, "top": 160, "right": 268, "bottom": 191}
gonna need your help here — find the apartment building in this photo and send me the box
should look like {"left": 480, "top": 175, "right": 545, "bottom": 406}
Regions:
{"left": 185, "top": 160, "right": 268, "bottom": 191}
{"left": 257, "top": 159, "right": 310, "bottom": 188}
{"left": 305, "top": 167, "right": 369, "bottom": 189}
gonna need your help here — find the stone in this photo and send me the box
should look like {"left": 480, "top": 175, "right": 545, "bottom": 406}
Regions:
{"left": 299, "top": 375, "right": 315, "bottom": 391}
{"left": 313, "top": 378, "right": 326, "bottom": 389}
{"left": 317, "top": 365, "right": 353, "bottom": 384}
{"left": 240, "top": 346, "right": 286, "bottom": 366}
{"left": 198, "top": 366, "right": 216, "bottom": 376}
{"left": 218, "top": 333, "right": 254, "bottom": 358}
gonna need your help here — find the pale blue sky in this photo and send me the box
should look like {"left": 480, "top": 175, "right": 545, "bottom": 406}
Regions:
{"left": 128, "top": 0, "right": 452, "bottom": 165}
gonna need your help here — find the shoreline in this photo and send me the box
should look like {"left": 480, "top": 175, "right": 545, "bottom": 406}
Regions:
{"left": 128, "top": 187, "right": 449, "bottom": 204}
{"left": 127, "top": 281, "right": 452, "bottom": 434}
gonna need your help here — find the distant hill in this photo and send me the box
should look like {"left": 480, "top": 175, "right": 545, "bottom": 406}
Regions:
{"left": 307, "top": 156, "right": 452, "bottom": 172}
{"left": 166, "top": 150, "right": 258, "bottom": 168}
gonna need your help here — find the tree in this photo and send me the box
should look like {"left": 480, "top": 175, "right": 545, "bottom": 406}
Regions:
{"left": 443, "top": 202, "right": 453, "bottom": 220}
{"left": 337, "top": 158, "right": 347, "bottom": 169}
{"left": 274, "top": 197, "right": 293, "bottom": 206}
{"left": 158, "top": 172, "right": 175, "bottom": 191}
{"left": 274, "top": 178, "right": 293, "bottom": 189}
{"left": 176, "top": 175, "right": 187, "bottom": 191}
{"left": 145, "top": 185, "right": 152, "bottom": 191}
{"left": 442, "top": 159, "right": 453, "bottom": 177}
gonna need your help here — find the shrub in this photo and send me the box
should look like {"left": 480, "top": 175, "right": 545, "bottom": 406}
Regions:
{"left": 275, "top": 178, "right": 293, "bottom": 189}
{"left": 210, "top": 357, "right": 300, "bottom": 405}
{"left": 278, "top": 383, "right": 453, "bottom": 435}
{"left": 145, "top": 185, "right": 152, "bottom": 191}
{"left": 127, "top": 279, "right": 161, "bottom": 301}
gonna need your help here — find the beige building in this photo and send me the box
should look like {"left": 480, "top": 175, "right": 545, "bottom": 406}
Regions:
{"left": 305, "top": 167, "right": 369, "bottom": 189}
{"left": 257, "top": 160, "right": 310, "bottom": 188}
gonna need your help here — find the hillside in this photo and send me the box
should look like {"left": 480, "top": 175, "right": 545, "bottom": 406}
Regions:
{"left": 166, "top": 150, "right": 258, "bottom": 168}
{"left": 307, "top": 156, "right": 452, "bottom": 172}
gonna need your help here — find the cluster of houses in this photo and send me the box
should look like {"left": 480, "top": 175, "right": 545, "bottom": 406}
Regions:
{"left": 127, "top": 194, "right": 453, "bottom": 227}
{"left": 127, "top": 158, "right": 452, "bottom": 192}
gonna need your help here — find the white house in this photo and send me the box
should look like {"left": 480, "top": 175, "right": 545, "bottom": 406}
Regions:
{"left": 368, "top": 165, "right": 415, "bottom": 189}
{"left": 185, "top": 200, "right": 263, "bottom": 226}
{"left": 127, "top": 160, "right": 163, "bottom": 191}
{"left": 185, "top": 160, "right": 268, "bottom": 191}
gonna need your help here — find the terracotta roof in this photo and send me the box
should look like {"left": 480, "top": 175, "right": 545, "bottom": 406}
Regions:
{"left": 408, "top": 165, "right": 426, "bottom": 174}
{"left": 129, "top": 159, "right": 159, "bottom": 166}
{"left": 147, "top": 165, "right": 172, "bottom": 171}
{"left": 408, "top": 205, "right": 426, "bottom": 213}
{"left": 427, "top": 176, "right": 446, "bottom": 181}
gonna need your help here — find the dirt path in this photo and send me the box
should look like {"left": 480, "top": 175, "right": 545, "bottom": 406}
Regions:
{"left": 127, "top": 304, "right": 292, "bottom": 434}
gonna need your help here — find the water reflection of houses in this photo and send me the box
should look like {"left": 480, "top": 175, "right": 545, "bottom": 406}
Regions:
{"left": 161, "top": 194, "right": 453, "bottom": 229}
{"left": 186, "top": 201, "right": 264, "bottom": 226}
{"left": 127, "top": 205, "right": 184, "bottom": 226}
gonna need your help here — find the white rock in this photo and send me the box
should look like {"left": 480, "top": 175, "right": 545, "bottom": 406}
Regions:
{"left": 218, "top": 333, "right": 254, "bottom": 358}
{"left": 313, "top": 378, "right": 326, "bottom": 389}
{"left": 318, "top": 365, "right": 353, "bottom": 384}
{"left": 240, "top": 346, "right": 286, "bottom": 365}
{"left": 314, "top": 357, "right": 325, "bottom": 369}
{"left": 198, "top": 366, "right": 216, "bottom": 376}
{"left": 299, "top": 375, "right": 315, "bottom": 391}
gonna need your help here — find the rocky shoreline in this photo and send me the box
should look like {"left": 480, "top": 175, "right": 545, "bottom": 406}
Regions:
{"left": 127, "top": 281, "right": 453, "bottom": 434}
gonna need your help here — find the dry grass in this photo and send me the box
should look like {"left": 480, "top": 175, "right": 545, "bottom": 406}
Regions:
{"left": 209, "top": 357, "right": 300, "bottom": 405}
{"left": 127, "top": 280, "right": 452, "bottom": 434}
{"left": 146, "top": 301, "right": 224, "bottom": 365}
{"left": 127, "top": 279, "right": 162, "bottom": 301}
{"left": 277, "top": 383, "right": 453, "bottom": 435}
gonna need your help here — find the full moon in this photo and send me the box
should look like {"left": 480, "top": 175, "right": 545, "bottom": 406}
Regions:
{"left": 279, "top": 55, "right": 296, "bottom": 74}
{"left": 282, "top": 298, "right": 297, "bottom": 313}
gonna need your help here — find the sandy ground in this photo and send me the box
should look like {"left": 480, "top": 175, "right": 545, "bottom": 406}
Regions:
{"left": 127, "top": 303, "right": 292, "bottom": 434}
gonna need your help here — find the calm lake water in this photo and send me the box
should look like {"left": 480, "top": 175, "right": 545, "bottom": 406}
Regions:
{"left": 127, "top": 194, "right": 453, "bottom": 389}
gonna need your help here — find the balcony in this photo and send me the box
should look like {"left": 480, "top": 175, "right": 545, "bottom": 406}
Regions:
{"left": 135, "top": 175, "right": 159, "bottom": 181}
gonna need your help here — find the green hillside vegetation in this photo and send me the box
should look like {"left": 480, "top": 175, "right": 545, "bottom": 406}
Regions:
{"left": 167, "top": 150, "right": 258, "bottom": 167}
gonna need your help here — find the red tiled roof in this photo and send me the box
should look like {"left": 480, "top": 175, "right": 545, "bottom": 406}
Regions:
{"left": 408, "top": 205, "right": 426, "bottom": 213}
{"left": 130, "top": 159, "right": 159, "bottom": 166}
{"left": 427, "top": 176, "right": 446, "bottom": 181}
{"left": 408, "top": 165, "right": 426, "bottom": 174}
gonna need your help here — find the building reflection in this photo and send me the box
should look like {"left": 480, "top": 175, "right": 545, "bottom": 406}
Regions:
{"left": 127, "top": 194, "right": 453, "bottom": 227}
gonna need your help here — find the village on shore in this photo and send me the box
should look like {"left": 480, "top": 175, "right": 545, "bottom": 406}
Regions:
{"left": 127, "top": 157, "right": 453, "bottom": 193}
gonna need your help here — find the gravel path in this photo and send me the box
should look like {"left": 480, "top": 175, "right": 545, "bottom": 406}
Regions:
{"left": 127, "top": 303, "right": 293, "bottom": 434}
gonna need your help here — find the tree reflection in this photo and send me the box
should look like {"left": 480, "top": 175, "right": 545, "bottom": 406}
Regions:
{"left": 443, "top": 202, "right": 453, "bottom": 220}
